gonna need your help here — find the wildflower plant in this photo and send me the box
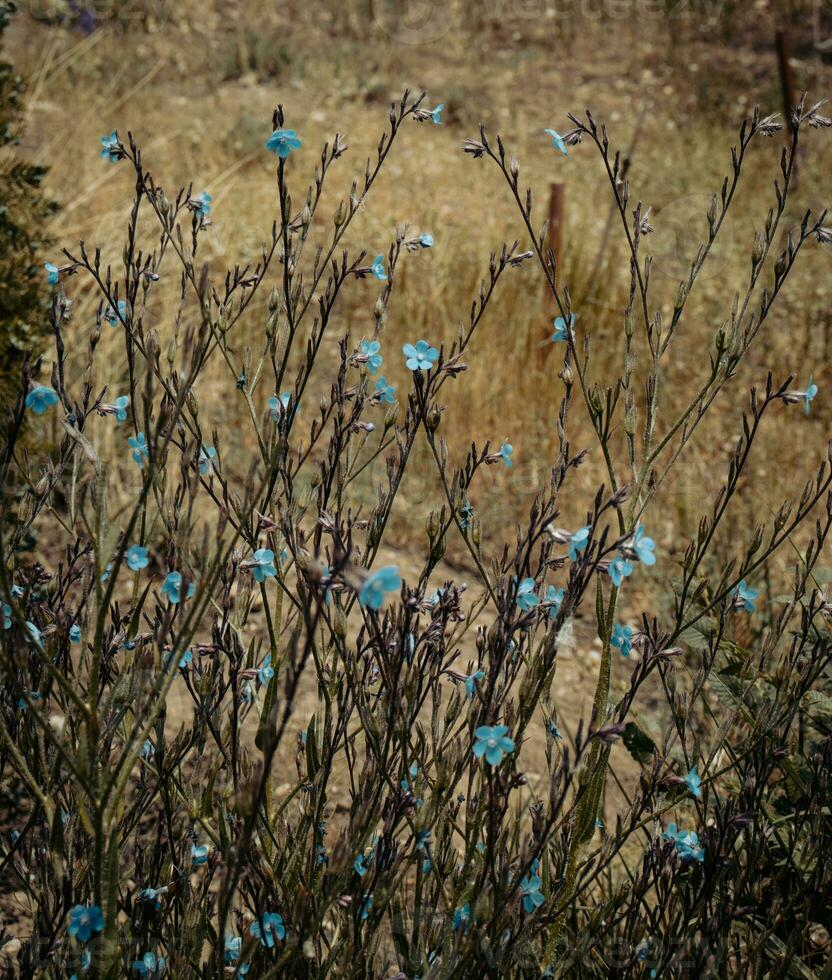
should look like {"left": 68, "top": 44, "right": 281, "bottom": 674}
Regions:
{"left": 1, "top": 92, "right": 831, "bottom": 978}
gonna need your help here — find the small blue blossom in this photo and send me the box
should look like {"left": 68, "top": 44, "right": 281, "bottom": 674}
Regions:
{"left": 374, "top": 376, "right": 396, "bottom": 404}
{"left": 359, "top": 565, "right": 401, "bottom": 610}
{"left": 265, "top": 128, "right": 302, "bottom": 158}
{"left": 178, "top": 649, "right": 193, "bottom": 669}
{"left": 69, "top": 624, "right": 82, "bottom": 643}
{"left": 551, "top": 313, "right": 576, "bottom": 342}
{"left": 161, "top": 571, "right": 195, "bottom": 604}
{"left": 544, "top": 128, "right": 568, "bottom": 156}
{"left": 100, "top": 563, "right": 112, "bottom": 584}
{"left": 67, "top": 904, "right": 105, "bottom": 942}
{"left": 630, "top": 526, "right": 657, "bottom": 565}
{"left": 459, "top": 500, "right": 474, "bottom": 530}
{"left": 140, "top": 740, "right": 155, "bottom": 760}
{"left": 191, "top": 843, "right": 210, "bottom": 867}
{"left": 403, "top": 340, "right": 439, "bottom": 371}
{"left": 138, "top": 886, "right": 166, "bottom": 911}
{"left": 25, "top": 384, "right": 60, "bottom": 415}
{"left": 610, "top": 623, "right": 633, "bottom": 657}
{"left": 199, "top": 446, "right": 218, "bottom": 476}
{"left": 45, "top": 261, "right": 60, "bottom": 284}
{"left": 247, "top": 548, "right": 277, "bottom": 583}
{"left": 663, "top": 823, "right": 705, "bottom": 864}
{"left": 568, "top": 526, "right": 590, "bottom": 561}
{"left": 473, "top": 724, "right": 515, "bottom": 766}
{"left": 452, "top": 903, "right": 472, "bottom": 933}
{"left": 2, "top": 604, "right": 11, "bottom": 630}
{"left": 249, "top": 911, "right": 285, "bottom": 947}
{"left": 608, "top": 554, "right": 634, "bottom": 588}
{"left": 126, "top": 545, "right": 149, "bottom": 571}
{"left": 359, "top": 894, "right": 373, "bottom": 920}
{"left": 100, "top": 131, "right": 122, "bottom": 162}
{"left": 110, "top": 395, "right": 130, "bottom": 424}
{"left": 430, "top": 103, "right": 444, "bottom": 124}
{"left": 360, "top": 340, "right": 383, "bottom": 374}
{"left": 268, "top": 392, "right": 292, "bottom": 418}
{"left": 104, "top": 299, "right": 127, "bottom": 327}
{"left": 683, "top": 765, "right": 702, "bottom": 800}
{"left": 804, "top": 376, "right": 818, "bottom": 415}
{"left": 546, "top": 719, "right": 562, "bottom": 740}
{"left": 464, "top": 669, "right": 485, "bottom": 699}
{"left": 354, "top": 853, "right": 369, "bottom": 877}
{"left": 224, "top": 936, "right": 242, "bottom": 964}
{"left": 732, "top": 579, "right": 758, "bottom": 613}
{"left": 418, "top": 233, "right": 434, "bottom": 247}
{"left": 192, "top": 192, "right": 212, "bottom": 217}
{"left": 241, "top": 681, "right": 255, "bottom": 705}
{"left": 499, "top": 441, "right": 514, "bottom": 467}
{"left": 371, "top": 255, "right": 387, "bottom": 281}
{"left": 258, "top": 653, "right": 274, "bottom": 687}
{"left": 519, "top": 874, "right": 545, "bottom": 912}
{"left": 129, "top": 432, "right": 149, "bottom": 468}
{"left": 25, "top": 622, "right": 43, "bottom": 648}
{"left": 515, "top": 577, "right": 538, "bottom": 611}
{"left": 132, "top": 952, "right": 165, "bottom": 977}
{"left": 544, "top": 585, "right": 564, "bottom": 619}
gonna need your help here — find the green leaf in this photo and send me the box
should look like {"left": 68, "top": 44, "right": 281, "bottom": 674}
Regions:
{"left": 622, "top": 721, "right": 656, "bottom": 765}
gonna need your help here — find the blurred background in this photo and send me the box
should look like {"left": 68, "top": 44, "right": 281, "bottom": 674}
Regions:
{"left": 3, "top": 0, "right": 831, "bottom": 601}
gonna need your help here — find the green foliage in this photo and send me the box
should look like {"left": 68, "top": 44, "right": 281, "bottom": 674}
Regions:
{"left": 0, "top": 2, "right": 55, "bottom": 401}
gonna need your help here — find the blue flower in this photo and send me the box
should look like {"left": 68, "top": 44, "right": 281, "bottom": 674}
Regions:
{"left": 371, "top": 255, "right": 387, "bottom": 281}
{"left": 25, "top": 384, "right": 60, "bottom": 415}
{"left": 191, "top": 843, "right": 210, "bottom": 867}
{"left": 515, "top": 577, "right": 538, "bottom": 611}
{"left": 2, "top": 604, "right": 11, "bottom": 630}
{"left": 224, "top": 936, "right": 242, "bottom": 964}
{"left": 403, "top": 340, "right": 439, "bottom": 371}
{"left": 544, "top": 128, "right": 568, "bottom": 156}
{"left": 140, "top": 739, "right": 154, "bottom": 759}
{"left": 110, "top": 395, "right": 130, "bottom": 423}
{"left": 69, "top": 624, "right": 82, "bottom": 643}
{"left": 459, "top": 500, "right": 474, "bottom": 530}
{"left": 804, "top": 376, "right": 818, "bottom": 415}
{"left": 663, "top": 823, "right": 705, "bottom": 864}
{"left": 551, "top": 313, "right": 576, "bottom": 342}
{"left": 268, "top": 392, "right": 292, "bottom": 418}
{"left": 732, "top": 579, "right": 758, "bottom": 613}
{"left": 546, "top": 719, "right": 562, "bottom": 740}
{"left": 178, "top": 649, "right": 193, "bottom": 669}
{"left": 258, "top": 653, "right": 274, "bottom": 686}
{"left": 464, "top": 669, "right": 485, "bottom": 699}
{"left": 199, "top": 446, "right": 218, "bottom": 476}
{"left": 126, "top": 545, "right": 149, "bottom": 571}
{"left": 100, "top": 563, "right": 113, "bottom": 584}
{"left": 473, "top": 724, "right": 515, "bottom": 766}
{"left": 100, "top": 131, "right": 122, "bottom": 162}
{"left": 241, "top": 681, "right": 255, "bottom": 705}
{"left": 354, "top": 853, "right": 369, "bottom": 877}
{"left": 374, "top": 376, "right": 396, "bottom": 404}
{"left": 683, "top": 766, "right": 702, "bottom": 799}
{"left": 249, "top": 549, "right": 277, "bottom": 583}
{"left": 17, "top": 691, "right": 41, "bottom": 711}
{"left": 104, "top": 299, "right": 127, "bottom": 327}
{"left": 67, "top": 904, "right": 105, "bottom": 942}
{"left": 265, "top": 128, "right": 302, "bottom": 158}
{"left": 360, "top": 339, "right": 383, "bottom": 374}
{"left": 630, "top": 526, "right": 656, "bottom": 565}
{"left": 452, "top": 903, "right": 471, "bottom": 933}
{"left": 359, "top": 894, "right": 373, "bottom": 920}
{"left": 568, "top": 526, "right": 590, "bottom": 560}
{"left": 249, "top": 911, "right": 285, "bottom": 947}
{"left": 45, "top": 261, "right": 60, "bottom": 284}
{"left": 610, "top": 623, "right": 633, "bottom": 657}
{"left": 139, "top": 886, "right": 166, "bottom": 909}
{"left": 608, "top": 554, "right": 634, "bottom": 588}
{"left": 544, "top": 585, "right": 564, "bottom": 619}
{"left": 418, "top": 233, "right": 434, "bottom": 247}
{"left": 499, "top": 442, "right": 513, "bottom": 467}
{"left": 519, "top": 874, "right": 545, "bottom": 912}
{"left": 129, "top": 432, "right": 148, "bottom": 468}
{"left": 161, "top": 571, "right": 194, "bottom": 604}
{"left": 193, "top": 192, "right": 212, "bottom": 217}
{"left": 359, "top": 565, "right": 401, "bottom": 609}
{"left": 430, "top": 103, "right": 444, "bottom": 124}
{"left": 132, "top": 952, "right": 165, "bottom": 976}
